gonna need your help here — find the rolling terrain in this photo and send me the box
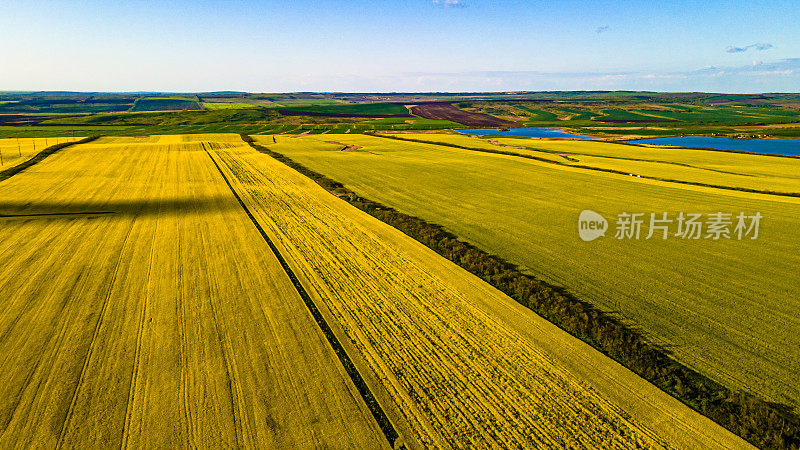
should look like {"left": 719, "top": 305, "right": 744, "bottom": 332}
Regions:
{"left": 0, "top": 136, "right": 386, "bottom": 448}
{"left": 258, "top": 133, "right": 800, "bottom": 413}
{"left": 0, "top": 134, "right": 749, "bottom": 448}
{"left": 3, "top": 91, "right": 799, "bottom": 140}
{"left": 212, "top": 136, "right": 747, "bottom": 448}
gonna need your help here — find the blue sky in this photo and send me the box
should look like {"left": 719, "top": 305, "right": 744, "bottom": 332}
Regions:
{"left": 1, "top": 0, "right": 799, "bottom": 92}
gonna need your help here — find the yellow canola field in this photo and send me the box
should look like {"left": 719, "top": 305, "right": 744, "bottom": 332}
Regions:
{"left": 268, "top": 133, "right": 800, "bottom": 408}
{"left": 0, "top": 136, "right": 83, "bottom": 169}
{"left": 0, "top": 136, "right": 386, "bottom": 448}
{"left": 210, "top": 137, "right": 749, "bottom": 449}
{"left": 394, "top": 133, "right": 800, "bottom": 194}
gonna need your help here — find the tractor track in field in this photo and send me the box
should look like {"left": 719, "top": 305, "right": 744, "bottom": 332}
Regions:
{"left": 201, "top": 143, "right": 400, "bottom": 448}
{"left": 120, "top": 207, "right": 158, "bottom": 449}
{"left": 0, "top": 224, "right": 98, "bottom": 439}
{"left": 56, "top": 219, "right": 135, "bottom": 449}
{"left": 0, "top": 225, "right": 65, "bottom": 351}
{"left": 199, "top": 223, "right": 253, "bottom": 448}
{"left": 176, "top": 233, "right": 198, "bottom": 449}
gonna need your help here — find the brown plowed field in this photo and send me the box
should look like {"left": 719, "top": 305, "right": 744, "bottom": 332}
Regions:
{"left": 410, "top": 102, "right": 516, "bottom": 127}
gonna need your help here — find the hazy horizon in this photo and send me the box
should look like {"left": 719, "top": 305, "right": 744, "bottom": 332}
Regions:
{"left": 2, "top": 88, "right": 799, "bottom": 95}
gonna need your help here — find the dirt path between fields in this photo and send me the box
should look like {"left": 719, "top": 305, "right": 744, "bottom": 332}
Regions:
{"left": 327, "top": 141, "right": 362, "bottom": 152}
{"left": 488, "top": 139, "right": 524, "bottom": 149}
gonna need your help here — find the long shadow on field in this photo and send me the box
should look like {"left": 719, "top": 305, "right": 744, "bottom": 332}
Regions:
{"left": 0, "top": 195, "right": 241, "bottom": 219}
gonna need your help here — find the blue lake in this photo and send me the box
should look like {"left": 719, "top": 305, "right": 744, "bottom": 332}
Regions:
{"left": 455, "top": 128, "right": 597, "bottom": 139}
{"left": 627, "top": 136, "right": 800, "bottom": 156}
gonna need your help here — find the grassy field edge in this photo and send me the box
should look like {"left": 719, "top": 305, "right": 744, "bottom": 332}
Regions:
{"left": 240, "top": 133, "right": 800, "bottom": 449}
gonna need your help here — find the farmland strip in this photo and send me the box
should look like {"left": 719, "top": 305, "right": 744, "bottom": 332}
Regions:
{"left": 241, "top": 134, "right": 798, "bottom": 449}
{"left": 201, "top": 143, "right": 399, "bottom": 447}
{"left": 410, "top": 102, "right": 515, "bottom": 127}
{"left": 56, "top": 220, "right": 136, "bottom": 450}
{"left": 222, "top": 136, "right": 760, "bottom": 448}
{"left": 173, "top": 228, "right": 198, "bottom": 449}
{"left": 370, "top": 133, "right": 800, "bottom": 197}
{"left": 0, "top": 220, "right": 110, "bottom": 438}
{"left": 0, "top": 136, "right": 99, "bottom": 183}
{"left": 0, "top": 137, "right": 386, "bottom": 447}
{"left": 119, "top": 209, "right": 157, "bottom": 450}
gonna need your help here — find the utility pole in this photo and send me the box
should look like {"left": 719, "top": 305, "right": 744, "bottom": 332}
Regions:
{"left": 17, "top": 137, "right": 21, "bottom": 157}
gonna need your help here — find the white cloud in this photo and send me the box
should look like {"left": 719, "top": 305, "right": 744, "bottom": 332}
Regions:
{"left": 726, "top": 43, "right": 773, "bottom": 53}
{"left": 433, "top": 0, "right": 466, "bottom": 7}
{"left": 643, "top": 73, "right": 688, "bottom": 80}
